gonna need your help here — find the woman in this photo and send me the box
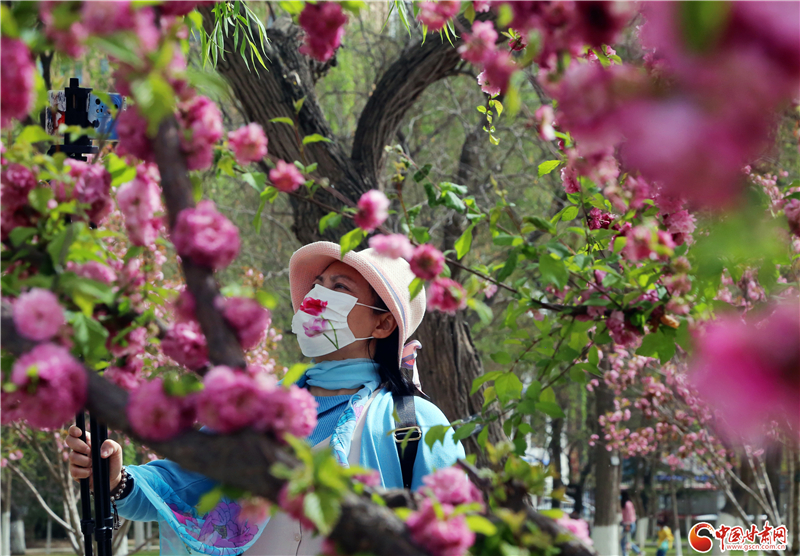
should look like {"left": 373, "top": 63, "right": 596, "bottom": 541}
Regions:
{"left": 67, "top": 242, "right": 464, "bottom": 555}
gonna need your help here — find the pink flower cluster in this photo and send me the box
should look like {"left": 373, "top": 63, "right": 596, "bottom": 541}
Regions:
{"left": 228, "top": 123, "right": 268, "bottom": 165}
{"left": 1, "top": 38, "right": 35, "bottom": 129}
{"left": 177, "top": 96, "right": 224, "bottom": 171}
{"left": 556, "top": 515, "right": 593, "bottom": 546}
{"left": 218, "top": 296, "right": 272, "bottom": 350}
{"left": 1, "top": 163, "right": 38, "bottom": 240}
{"left": 116, "top": 108, "right": 155, "bottom": 163}
{"left": 127, "top": 378, "right": 196, "bottom": 442}
{"left": 421, "top": 467, "right": 483, "bottom": 507}
{"left": 269, "top": 160, "right": 305, "bottom": 193}
{"left": 417, "top": 1, "right": 461, "bottom": 32}
{"left": 117, "top": 164, "right": 163, "bottom": 247}
{"left": 298, "top": 2, "right": 348, "bottom": 62}
{"left": 407, "top": 499, "right": 475, "bottom": 556}
{"left": 52, "top": 160, "right": 113, "bottom": 224}
{"left": 68, "top": 261, "right": 117, "bottom": 284}
{"left": 197, "top": 366, "right": 317, "bottom": 440}
{"left": 427, "top": 278, "right": 466, "bottom": 315}
{"left": 161, "top": 320, "right": 209, "bottom": 370}
{"left": 172, "top": 200, "right": 241, "bottom": 270}
{"left": 785, "top": 199, "right": 800, "bottom": 237}
{"left": 622, "top": 225, "right": 675, "bottom": 262}
{"left": 690, "top": 302, "right": 800, "bottom": 442}
{"left": 6, "top": 343, "right": 87, "bottom": 429}
{"left": 278, "top": 485, "right": 316, "bottom": 530}
{"left": 606, "top": 311, "right": 640, "bottom": 348}
{"left": 410, "top": 244, "right": 445, "bottom": 280}
{"left": 368, "top": 234, "right": 414, "bottom": 260}
{"left": 12, "top": 289, "right": 65, "bottom": 342}
{"left": 354, "top": 190, "right": 390, "bottom": 232}
{"left": 457, "top": 21, "right": 497, "bottom": 66}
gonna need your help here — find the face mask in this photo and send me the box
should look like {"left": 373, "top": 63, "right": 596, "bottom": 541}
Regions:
{"left": 291, "top": 284, "right": 387, "bottom": 357}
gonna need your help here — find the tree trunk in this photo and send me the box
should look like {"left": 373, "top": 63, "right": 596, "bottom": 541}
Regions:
{"left": 592, "top": 377, "right": 620, "bottom": 555}
{"left": 550, "top": 412, "right": 565, "bottom": 510}
{"left": 671, "top": 482, "right": 682, "bottom": 556}
{"left": 9, "top": 519, "right": 25, "bottom": 555}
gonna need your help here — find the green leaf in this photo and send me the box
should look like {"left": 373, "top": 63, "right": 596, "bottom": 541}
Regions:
{"left": 470, "top": 371, "right": 502, "bottom": 396}
{"left": 613, "top": 236, "right": 627, "bottom": 254}
{"left": 454, "top": 224, "right": 475, "bottom": 260}
{"left": 495, "top": 372, "right": 523, "bottom": 405}
{"left": 424, "top": 424, "right": 450, "bottom": 451}
{"left": 409, "top": 277, "right": 425, "bottom": 301}
{"left": 130, "top": 74, "right": 175, "bottom": 135}
{"left": 523, "top": 215, "right": 556, "bottom": 235}
{"left": 196, "top": 486, "right": 224, "bottom": 514}
{"left": 497, "top": 250, "right": 518, "bottom": 281}
{"left": 256, "top": 289, "right": 278, "bottom": 310}
{"left": 294, "top": 97, "right": 306, "bottom": 114}
{"left": 467, "top": 298, "right": 492, "bottom": 325}
{"left": 319, "top": 212, "right": 343, "bottom": 234}
{"left": 452, "top": 422, "right": 477, "bottom": 442}
{"left": 490, "top": 351, "right": 512, "bottom": 365}
{"left": 413, "top": 164, "right": 432, "bottom": 183}
{"left": 242, "top": 172, "right": 267, "bottom": 192}
{"left": 561, "top": 206, "right": 579, "bottom": 221}
{"left": 269, "top": 116, "right": 295, "bottom": 126}
{"left": 443, "top": 191, "right": 466, "bottom": 213}
{"left": 492, "top": 100, "right": 504, "bottom": 116}
{"left": 340, "top": 228, "right": 365, "bottom": 257}
{"left": 635, "top": 330, "right": 676, "bottom": 364}
{"left": 539, "top": 254, "right": 568, "bottom": 289}
{"left": 466, "top": 515, "right": 497, "bottom": 536}
{"left": 47, "top": 224, "right": 77, "bottom": 271}
{"left": 282, "top": 363, "right": 310, "bottom": 387}
{"left": 538, "top": 160, "right": 561, "bottom": 177}
{"left": 16, "top": 125, "right": 53, "bottom": 145}
{"left": 70, "top": 313, "right": 109, "bottom": 363}
{"left": 302, "top": 133, "right": 332, "bottom": 145}
{"left": 537, "top": 401, "right": 565, "bottom": 419}
{"left": 679, "top": 1, "right": 731, "bottom": 54}
{"left": 9, "top": 227, "right": 37, "bottom": 248}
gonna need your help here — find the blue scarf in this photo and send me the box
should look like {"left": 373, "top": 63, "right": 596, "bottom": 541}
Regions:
{"left": 298, "top": 358, "right": 382, "bottom": 466}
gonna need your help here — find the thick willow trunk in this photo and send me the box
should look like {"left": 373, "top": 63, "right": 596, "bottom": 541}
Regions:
{"left": 592, "top": 377, "right": 620, "bottom": 556}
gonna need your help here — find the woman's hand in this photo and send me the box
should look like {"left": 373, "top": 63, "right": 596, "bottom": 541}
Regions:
{"left": 66, "top": 425, "right": 124, "bottom": 491}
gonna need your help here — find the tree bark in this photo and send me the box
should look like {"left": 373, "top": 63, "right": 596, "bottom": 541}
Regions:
{"left": 592, "top": 375, "right": 620, "bottom": 555}
{"left": 550, "top": 410, "right": 565, "bottom": 510}
{"left": 200, "top": 5, "right": 507, "bottom": 460}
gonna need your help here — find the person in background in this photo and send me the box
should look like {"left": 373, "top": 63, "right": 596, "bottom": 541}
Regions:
{"left": 621, "top": 492, "right": 641, "bottom": 555}
{"left": 656, "top": 517, "right": 674, "bottom": 556}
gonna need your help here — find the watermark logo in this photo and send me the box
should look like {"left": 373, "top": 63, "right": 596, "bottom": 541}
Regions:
{"left": 688, "top": 521, "right": 788, "bottom": 552}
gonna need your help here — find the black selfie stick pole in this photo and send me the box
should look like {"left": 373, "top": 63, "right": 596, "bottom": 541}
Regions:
{"left": 75, "top": 412, "right": 94, "bottom": 556}
{"left": 89, "top": 416, "right": 114, "bottom": 556}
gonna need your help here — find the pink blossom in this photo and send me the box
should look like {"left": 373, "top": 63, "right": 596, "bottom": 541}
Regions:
{"left": 53, "top": 160, "right": 113, "bottom": 223}
{"left": 68, "top": 261, "right": 116, "bottom": 284}
{"left": 219, "top": 297, "right": 271, "bottom": 350}
{"left": 278, "top": 485, "right": 316, "bottom": 530}
{"left": 258, "top": 385, "right": 318, "bottom": 440}
{"left": 353, "top": 470, "right": 381, "bottom": 487}
{"left": 161, "top": 320, "right": 209, "bottom": 370}
{"left": 407, "top": 498, "right": 475, "bottom": 556}
{"left": 176, "top": 96, "right": 223, "bottom": 171}
{"left": 302, "top": 318, "right": 329, "bottom": 338}
{"left": 13, "top": 289, "right": 65, "bottom": 341}
{"left": 422, "top": 467, "right": 483, "bottom": 507}
{"left": 269, "top": 160, "right": 305, "bottom": 193}
{"left": 1, "top": 164, "right": 37, "bottom": 211}
{"left": 228, "top": 123, "right": 268, "bottom": 164}
{"left": 127, "top": 378, "right": 195, "bottom": 442}
{"left": 117, "top": 165, "right": 163, "bottom": 247}
{"left": 109, "top": 327, "right": 147, "bottom": 358}
{"left": 556, "top": 516, "right": 593, "bottom": 546}
{"left": 663, "top": 209, "right": 696, "bottom": 245}
{"left": 458, "top": 21, "right": 498, "bottom": 65}
{"left": 82, "top": 1, "right": 137, "bottom": 36}
{"left": 158, "top": 1, "right": 213, "bottom": 17}
{"left": 40, "top": 4, "right": 87, "bottom": 58}
{"left": 354, "top": 190, "right": 390, "bottom": 232}
{"left": 116, "top": 108, "right": 155, "bottom": 163}
{"left": 534, "top": 105, "right": 556, "bottom": 141}
{"left": 427, "top": 278, "right": 466, "bottom": 315}
{"left": 298, "top": 2, "right": 348, "bottom": 62}
{"left": 607, "top": 311, "right": 640, "bottom": 348}
{"left": 172, "top": 200, "right": 240, "bottom": 270}
{"left": 623, "top": 226, "right": 654, "bottom": 261}
{"left": 472, "top": 0, "right": 491, "bottom": 13}
{"left": 196, "top": 366, "right": 264, "bottom": 433}
{"left": 1, "top": 38, "right": 35, "bottom": 129}
{"left": 483, "top": 283, "right": 498, "bottom": 299}
{"left": 785, "top": 199, "right": 800, "bottom": 236}
{"left": 479, "top": 50, "right": 515, "bottom": 95}
{"left": 561, "top": 164, "right": 581, "bottom": 194}
{"left": 572, "top": 2, "right": 634, "bottom": 49}
{"left": 477, "top": 70, "right": 500, "bottom": 97}
{"left": 410, "top": 244, "right": 445, "bottom": 280}
{"left": 104, "top": 362, "right": 143, "bottom": 391}
{"left": 417, "top": 1, "right": 461, "bottom": 32}
{"left": 10, "top": 343, "right": 87, "bottom": 429}
{"left": 587, "top": 208, "right": 613, "bottom": 230}
{"left": 368, "top": 234, "right": 414, "bottom": 260}
{"left": 689, "top": 302, "right": 800, "bottom": 442}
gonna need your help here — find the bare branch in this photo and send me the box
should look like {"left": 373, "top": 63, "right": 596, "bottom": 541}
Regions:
{"left": 7, "top": 463, "right": 75, "bottom": 533}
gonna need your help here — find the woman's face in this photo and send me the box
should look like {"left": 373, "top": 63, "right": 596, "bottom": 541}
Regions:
{"left": 308, "top": 261, "right": 397, "bottom": 361}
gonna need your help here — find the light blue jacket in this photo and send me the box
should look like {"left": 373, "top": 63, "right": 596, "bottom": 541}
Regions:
{"left": 117, "top": 388, "right": 464, "bottom": 523}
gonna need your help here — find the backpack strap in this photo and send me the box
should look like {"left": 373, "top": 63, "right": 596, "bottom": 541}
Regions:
{"left": 392, "top": 394, "right": 421, "bottom": 490}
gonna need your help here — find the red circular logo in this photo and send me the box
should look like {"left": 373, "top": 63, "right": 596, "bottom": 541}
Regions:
{"left": 689, "top": 522, "right": 715, "bottom": 553}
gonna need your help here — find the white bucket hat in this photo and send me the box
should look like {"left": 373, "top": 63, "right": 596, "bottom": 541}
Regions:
{"left": 288, "top": 241, "right": 426, "bottom": 376}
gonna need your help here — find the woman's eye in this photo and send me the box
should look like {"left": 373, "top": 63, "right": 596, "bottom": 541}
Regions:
{"left": 334, "top": 283, "right": 349, "bottom": 291}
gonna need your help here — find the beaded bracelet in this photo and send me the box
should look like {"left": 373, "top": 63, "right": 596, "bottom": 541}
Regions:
{"left": 110, "top": 467, "right": 129, "bottom": 531}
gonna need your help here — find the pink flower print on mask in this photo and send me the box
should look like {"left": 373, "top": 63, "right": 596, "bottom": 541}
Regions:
{"left": 302, "top": 318, "right": 329, "bottom": 338}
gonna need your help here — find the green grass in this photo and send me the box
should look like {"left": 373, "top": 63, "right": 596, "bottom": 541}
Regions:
{"left": 129, "top": 551, "right": 159, "bottom": 556}
{"left": 638, "top": 541, "right": 747, "bottom": 556}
